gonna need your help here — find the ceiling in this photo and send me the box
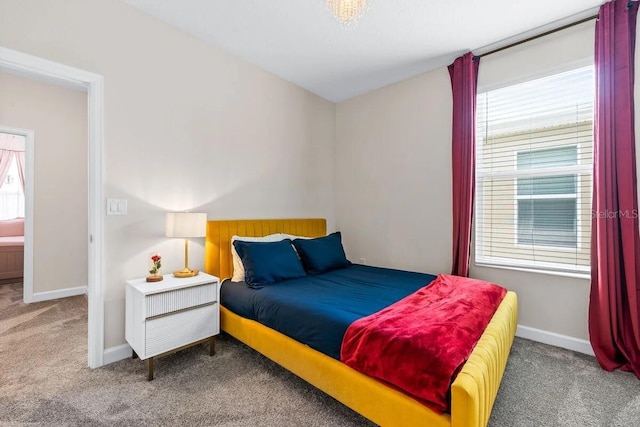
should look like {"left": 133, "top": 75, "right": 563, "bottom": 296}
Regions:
{"left": 122, "top": 0, "right": 602, "bottom": 102}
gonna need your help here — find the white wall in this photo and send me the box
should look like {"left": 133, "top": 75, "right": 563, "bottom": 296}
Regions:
{"left": 336, "top": 19, "right": 640, "bottom": 344}
{"left": 335, "top": 69, "right": 453, "bottom": 274}
{"left": 0, "top": 72, "right": 88, "bottom": 294}
{"left": 0, "top": 0, "right": 335, "bottom": 348}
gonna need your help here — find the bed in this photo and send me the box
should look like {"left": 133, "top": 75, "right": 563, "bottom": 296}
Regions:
{"left": 0, "top": 218, "right": 24, "bottom": 280}
{"left": 204, "top": 218, "right": 518, "bottom": 427}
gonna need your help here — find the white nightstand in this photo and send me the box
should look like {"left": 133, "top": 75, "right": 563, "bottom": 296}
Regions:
{"left": 125, "top": 272, "right": 220, "bottom": 380}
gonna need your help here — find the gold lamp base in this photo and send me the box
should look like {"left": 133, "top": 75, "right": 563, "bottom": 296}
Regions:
{"left": 172, "top": 236, "right": 201, "bottom": 278}
{"left": 173, "top": 268, "right": 199, "bottom": 278}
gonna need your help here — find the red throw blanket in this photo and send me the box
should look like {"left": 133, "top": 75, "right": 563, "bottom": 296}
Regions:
{"left": 340, "top": 274, "right": 507, "bottom": 413}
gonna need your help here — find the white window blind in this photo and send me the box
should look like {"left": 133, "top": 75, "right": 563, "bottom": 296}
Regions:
{"left": 475, "top": 66, "right": 594, "bottom": 274}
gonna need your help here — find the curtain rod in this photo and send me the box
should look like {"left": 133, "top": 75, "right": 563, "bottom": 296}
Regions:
{"left": 478, "top": 1, "right": 640, "bottom": 58}
{"left": 478, "top": 14, "right": 599, "bottom": 58}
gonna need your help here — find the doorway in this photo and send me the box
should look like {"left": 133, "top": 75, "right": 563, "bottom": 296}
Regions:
{"left": 0, "top": 46, "right": 104, "bottom": 368}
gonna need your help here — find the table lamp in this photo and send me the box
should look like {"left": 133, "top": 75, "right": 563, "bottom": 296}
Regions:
{"left": 165, "top": 212, "right": 207, "bottom": 277}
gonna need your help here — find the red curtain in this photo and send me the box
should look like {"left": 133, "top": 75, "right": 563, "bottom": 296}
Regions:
{"left": 589, "top": 0, "right": 640, "bottom": 377}
{"left": 15, "top": 151, "right": 25, "bottom": 193}
{"left": 449, "top": 52, "right": 480, "bottom": 277}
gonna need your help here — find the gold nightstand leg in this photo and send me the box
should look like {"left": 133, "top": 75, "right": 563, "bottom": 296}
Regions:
{"left": 147, "top": 357, "right": 154, "bottom": 381}
{"left": 209, "top": 336, "right": 216, "bottom": 356}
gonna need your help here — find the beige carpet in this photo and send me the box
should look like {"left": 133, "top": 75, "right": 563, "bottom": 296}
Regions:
{"left": 1, "top": 282, "right": 639, "bottom": 426}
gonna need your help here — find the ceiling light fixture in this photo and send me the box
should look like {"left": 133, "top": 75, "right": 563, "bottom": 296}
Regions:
{"left": 326, "top": 0, "right": 368, "bottom": 26}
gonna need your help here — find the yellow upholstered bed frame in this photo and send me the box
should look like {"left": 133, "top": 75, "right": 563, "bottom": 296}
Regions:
{"left": 204, "top": 219, "right": 518, "bottom": 427}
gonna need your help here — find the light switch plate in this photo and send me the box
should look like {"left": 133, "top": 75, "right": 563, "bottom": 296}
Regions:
{"left": 106, "top": 199, "right": 127, "bottom": 215}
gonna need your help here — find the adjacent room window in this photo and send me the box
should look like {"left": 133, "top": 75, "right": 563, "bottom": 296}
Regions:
{"left": 0, "top": 156, "right": 25, "bottom": 220}
{"left": 0, "top": 133, "right": 26, "bottom": 221}
{"left": 475, "top": 65, "right": 594, "bottom": 274}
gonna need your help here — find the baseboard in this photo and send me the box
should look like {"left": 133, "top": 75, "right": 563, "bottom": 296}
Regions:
{"left": 103, "top": 343, "right": 132, "bottom": 365}
{"left": 516, "top": 324, "right": 595, "bottom": 356}
{"left": 29, "top": 286, "right": 87, "bottom": 302}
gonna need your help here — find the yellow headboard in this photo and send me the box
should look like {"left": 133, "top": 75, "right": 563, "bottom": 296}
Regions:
{"left": 204, "top": 218, "right": 327, "bottom": 280}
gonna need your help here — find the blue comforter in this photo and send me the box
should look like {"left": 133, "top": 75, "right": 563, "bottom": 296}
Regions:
{"left": 220, "top": 264, "right": 437, "bottom": 359}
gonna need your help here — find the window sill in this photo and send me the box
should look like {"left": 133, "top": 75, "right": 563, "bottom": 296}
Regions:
{"left": 473, "top": 262, "right": 591, "bottom": 281}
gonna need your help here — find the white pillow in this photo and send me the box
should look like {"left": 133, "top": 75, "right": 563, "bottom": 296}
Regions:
{"left": 281, "top": 234, "right": 313, "bottom": 259}
{"left": 231, "top": 234, "right": 287, "bottom": 282}
{"left": 281, "top": 234, "right": 311, "bottom": 241}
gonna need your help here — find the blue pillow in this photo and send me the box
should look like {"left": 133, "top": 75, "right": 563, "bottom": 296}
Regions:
{"left": 291, "top": 232, "right": 350, "bottom": 275}
{"left": 233, "top": 239, "right": 306, "bottom": 288}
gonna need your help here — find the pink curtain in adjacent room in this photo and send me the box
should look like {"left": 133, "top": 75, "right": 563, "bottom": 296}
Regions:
{"left": 15, "top": 151, "right": 25, "bottom": 193}
{"left": 589, "top": 0, "right": 640, "bottom": 377}
{"left": 0, "top": 150, "right": 15, "bottom": 190}
{"left": 448, "top": 52, "right": 480, "bottom": 277}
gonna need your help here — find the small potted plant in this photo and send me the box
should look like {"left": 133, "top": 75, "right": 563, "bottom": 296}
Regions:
{"left": 146, "top": 253, "right": 163, "bottom": 282}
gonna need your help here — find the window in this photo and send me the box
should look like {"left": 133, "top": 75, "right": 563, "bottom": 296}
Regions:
{"left": 0, "top": 156, "right": 25, "bottom": 220}
{"left": 475, "top": 66, "right": 593, "bottom": 274}
{"left": 0, "top": 133, "right": 26, "bottom": 221}
{"left": 516, "top": 146, "right": 578, "bottom": 248}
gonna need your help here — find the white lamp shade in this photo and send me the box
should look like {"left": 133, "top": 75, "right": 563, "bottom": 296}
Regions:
{"left": 165, "top": 212, "right": 207, "bottom": 238}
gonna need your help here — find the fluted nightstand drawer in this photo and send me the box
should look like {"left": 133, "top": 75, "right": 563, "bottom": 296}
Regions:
{"left": 145, "top": 303, "right": 218, "bottom": 357}
{"left": 145, "top": 283, "right": 216, "bottom": 318}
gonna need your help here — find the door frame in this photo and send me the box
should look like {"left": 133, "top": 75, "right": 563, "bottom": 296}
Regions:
{"left": 0, "top": 46, "right": 105, "bottom": 368}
